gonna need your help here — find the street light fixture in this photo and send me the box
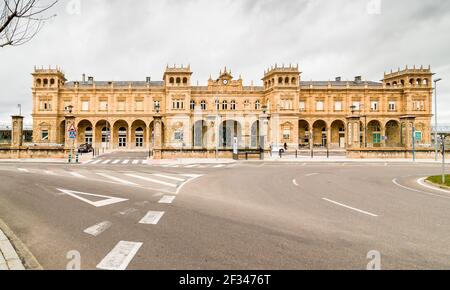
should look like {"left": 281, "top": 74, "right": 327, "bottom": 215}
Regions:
{"left": 434, "top": 78, "right": 442, "bottom": 161}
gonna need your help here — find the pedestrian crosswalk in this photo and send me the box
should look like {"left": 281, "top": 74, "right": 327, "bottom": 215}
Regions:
{"left": 84, "top": 159, "right": 148, "bottom": 166}
{"left": 149, "top": 164, "right": 234, "bottom": 169}
{"left": 83, "top": 158, "right": 234, "bottom": 169}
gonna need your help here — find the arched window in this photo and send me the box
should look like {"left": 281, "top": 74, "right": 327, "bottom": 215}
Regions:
{"left": 36, "top": 79, "right": 42, "bottom": 86}
{"left": 255, "top": 100, "right": 261, "bottom": 110}
{"left": 222, "top": 100, "right": 228, "bottom": 110}
{"left": 183, "top": 77, "right": 188, "bottom": 84}
{"left": 43, "top": 79, "right": 48, "bottom": 86}
{"left": 285, "top": 77, "right": 290, "bottom": 84}
{"left": 176, "top": 77, "right": 181, "bottom": 84}
{"left": 215, "top": 99, "right": 220, "bottom": 110}
{"left": 291, "top": 77, "right": 297, "bottom": 85}
{"left": 410, "top": 78, "right": 414, "bottom": 85}
{"left": 50, "top": 78, "right": 55, "bottom": 86}
{"left": 417, "top": 78, "right": 422, "bottom": 86}
{"left": 169, "top": 77, "right": 174, "bottom": 84}
{"left": 278, "top": 77, "right": 283, "bottom": 84}
{"left": 200, "top": 100, "right": 206, "bottom": 110}
{"left": 231, "top": 100, "right": 236, "bottom": 110}
{"left": 190, "top": 100, "right": 196, "bottom": 110}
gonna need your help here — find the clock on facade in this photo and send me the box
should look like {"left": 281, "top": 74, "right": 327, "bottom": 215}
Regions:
{"left": 223, "top": 79, "right": 229, "bottom": 85}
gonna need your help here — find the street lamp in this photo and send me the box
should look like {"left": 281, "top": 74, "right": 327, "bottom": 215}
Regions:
{"left": 434, "top": 78, "right": 442, "bottom": 161}
{"left": 67, "top": 104, "right": 73, "bottom": 114}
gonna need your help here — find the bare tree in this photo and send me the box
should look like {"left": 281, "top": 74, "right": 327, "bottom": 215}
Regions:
{"left": 0, "top": 0, "right": 58, "bottom": 48}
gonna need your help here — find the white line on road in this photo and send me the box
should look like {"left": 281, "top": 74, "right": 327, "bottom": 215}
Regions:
{"left": 142, "top": 160, "right": 148, "bottom": 165}
{"left": 293, "top": 179, "right": 299, "bottom": 186}
{"left": 306, "top": 173, "right": 319, "bottom": 177}
{"left": 97, "top": 173, "right": 138, "bottom": 185}
{"left": 84, "top": 221, "right": 112, "bottom": 237}
{"left": 139, "top": 211, "right": 165, "bottom": 225}
{"left": 57, "top": 188, "right": 128, "bottom": 207}
{"left": 152, "top": 174, "right": 185, "bottom": 182}
{"left": 91, "top": 160, "right": 102, "bottom": 165}
{"left": 185, "top": 164, "right": 198, "bottom": 168}
{"left": 159, "top": 195, "right": 176, "bottom": 204}
{"left": 96, "top": 241, "right": 143, "bottom": 270}
{"left": 112, "top": 160, "right": 121, "bottom": 164}
{"left": 102, "top": 160, "right": 111, "bottom": 164}
{"left": 322, "top": 198, "right": 379, "bottom": 217}
{"left": 44, "top": 170, "right": 56, "bottom": 175}
{"left": 122, "top": 160, "right": 129, "bottom": 164}
{"left": 392, "top": 178, "right": 450, "bottom": 200}
{"left": 17, "top": 168, "right": 29, "bottom": 173}
{"left": 70, "top": 172, "right": 86, "bottom": 179}
{"left": 214, "top": 165, "right": 225, "bottom": 168}
{"left": 176, "top": 174, "right": 203, "bottom": 194}
{"left": 124, "top": 174, "right": 177, "bottom": 187}
{"left": 132, "top": 160, "right": 139, "bottom": 165}
{"left": 417, "top": 177, "right": 450, "bottom": 194}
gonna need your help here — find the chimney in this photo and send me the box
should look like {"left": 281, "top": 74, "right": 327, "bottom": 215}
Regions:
{"left": 146, "top": 77, "right": 151, "bottom": 83}
{"left": 82, "top": 74, "right": 86, "bottom": 83}
{"left": 355, "top": 76, "right": 362, "bottom": 83}
{"left": 88, "top": 76, "right": 94, "bottom": 84}
{"left": 335, "top": 77, "right": 341, "bottom": 82}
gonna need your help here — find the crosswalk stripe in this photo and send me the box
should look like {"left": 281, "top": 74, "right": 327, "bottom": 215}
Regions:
{"left": 122, "top": 160, "right": 129, "bottom": 164}
{"left": 97, "top": 173, "right": 138, "bottom": 185}
{"left": 45, "top": 170, "right": 56, "bottom": 175}
{"left": 70, "top": 172, "right": 86, "bottom": 179}
{"left": 132, "top": 160, "right": 139, "bottom": 165}
{"left": 152, "top": 174, "right": 185, "bottom": 182}
{"left": 84, "top": 160, "right": 94, "bottom": 164}
{"left": 17, "top": 168, "right": 29, "bottom": 173}
{"left": 102, "top": 160, "right": 111, "bottom": 164}
{"left": 185, "top": 164, "right": 198, "bottom": 168}
{"left": 214, "top": 165, "right": 225, "bottom": 168}
{"left": 91, "top": 160, "right": 102, "bottom": 164}
{"left": 139, "top": 211, "right": 165, "bottom": 225}
{"left": 124, "top": 174, "right": 177, "bottom": 188}
{"left": 96, "top": 241, "right": 143, "bottom": 270}
{"left": 142, "top": 160, "right": 148, "bottom": 165}
{"left": 112, "top": 160, "right": 121, "bottom": 164}
{"left": 158, "top": 196, "right": 176, "bottom": 204}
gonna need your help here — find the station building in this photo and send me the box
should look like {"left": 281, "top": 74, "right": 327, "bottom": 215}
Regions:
{"left": 31, "top": 64, "right": 434, "bottom": 158}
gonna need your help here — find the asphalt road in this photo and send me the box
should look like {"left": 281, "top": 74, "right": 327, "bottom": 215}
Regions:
{"left": 0, "top": 152, "right": 450, "bottom": 270}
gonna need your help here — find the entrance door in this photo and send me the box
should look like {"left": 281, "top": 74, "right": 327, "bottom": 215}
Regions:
{"left": 136, "top": 137, "right": 143, "bottom": 147}
{"left": 101, "top": 127, "right": 110, "bottom": 149}
{"left": 119, "top": 136, "right": 127, "bottom": 148}
{"left": 339, "top": 135, "right": 345, "bottom": 148}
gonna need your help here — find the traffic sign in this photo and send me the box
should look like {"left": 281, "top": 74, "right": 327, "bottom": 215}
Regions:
{"left": 69, "top": 131, "right": 77, "bottom": 139}
{"left": 68, "top": 123, "right": 77, "bottom": 132}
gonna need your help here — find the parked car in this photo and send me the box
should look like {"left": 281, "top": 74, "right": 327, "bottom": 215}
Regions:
{"left": 78, "top": 143, "right": 93, "bottom": 153}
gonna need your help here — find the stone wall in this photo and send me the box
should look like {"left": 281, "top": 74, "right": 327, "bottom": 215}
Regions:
{"left": 347, "top": 148, "right": 450, "bottom": 159}
{"left": 0, "top": 146, "right": 68, "bottom": 159}
{"left": 156, "top": 149, "right": 234, "bottom": 159}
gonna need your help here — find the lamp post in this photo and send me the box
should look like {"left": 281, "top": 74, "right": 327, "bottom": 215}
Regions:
{"left": 66, "top": 105, "right": 74, "bottom": 163}
{"left": 215, "top": 97, "right": 219, "bottom": 160}
{"left": 434, "top": 78, "right": 442, "bottom": 161}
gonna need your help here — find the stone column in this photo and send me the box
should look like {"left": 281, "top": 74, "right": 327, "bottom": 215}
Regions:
{"left": 147, "top": 125, "right": 152, "bottom": 150}
{"left": 346, "top": 116, "right": 361, "bottom": 148}
{"left": 327, "top": 126, "right": 332, "bottom": 150}
{"left": 259, "top": 113, "right": 269, "bottom": 150}
{"left": 381, "top": 125, "right": 386, "bottom": 147}
{"left": 400, "top": 116, "right": 416, "bottom": 149}
{"left": 153, "top": 114, "right": 163, "bottom": 159}
{"left": 11, "top": 115, "right": 24, "bottom": 148}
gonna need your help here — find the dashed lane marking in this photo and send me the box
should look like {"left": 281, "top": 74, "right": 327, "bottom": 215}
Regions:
{"left": 158, "top": 196, "right": 176, "bottom": 204}
{"left": 96, "top": 241, "right": 143, "bottom": 270}
{"left": 45, "top": 170, "right": 56, "bottom": 175}
{"left": 214, "top": 165, "right": 225, "bottom": 168}
{"left": 84, "top": 221, "right": 112, "bottom": 237}
{"left": 139, "top": 211, "right": 165, "bottom": 225}
{"left": 185, "top": 164, "right": 198, "bottom": 168}
{"left": 97, "top": 173, "right": 138, "bottom": 186}
{"left": 132, "top": 160, "right": 139, "bottom": 165}
{"left": 124, "top": 174, "right": 177, "bottom": 188}
{"left": 322, "top": 198, "right": 378, "bottom": 217}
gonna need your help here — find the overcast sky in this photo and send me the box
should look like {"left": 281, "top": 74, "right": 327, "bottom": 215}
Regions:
{"left": 1, "top": 0, "right": 450, "bottom": 125}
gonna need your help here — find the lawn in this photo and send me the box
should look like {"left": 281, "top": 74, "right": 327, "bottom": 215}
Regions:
{"left": 426, "top": 175, "right": 450, "bottom": 187}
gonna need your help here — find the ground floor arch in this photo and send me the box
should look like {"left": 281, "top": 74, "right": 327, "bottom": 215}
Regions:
{"left": 298, "top": 120, "right": 311, "bottom": 148}
{"left": 330, "top": 120, "right": 346, "bottom": 149}
{"left": 367, "top": 120, "right": 382, "bottom": 147}
{"left": 251, "top": 120, "right": 260, "bottom": 149}
{"left": 219, "top": 120, "right": 242, "bottom": 148}
{"left": 193, "top": 120, "right": 208, "bottom": 148}
{"left": 77, "top": 119, "right": 94, "bottom": 145}
{"left": 131, "top": 120, "right": 147, "bottom": 149}
{"left": 386, "top": 120, "right": 401, "bottom": 147}
{"left": 312, "top": 120, "right": 327, "bottom": 148}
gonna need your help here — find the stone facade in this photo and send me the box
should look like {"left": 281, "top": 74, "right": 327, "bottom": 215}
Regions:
{"left": 31, "top": 65, "right": 434, "bottom": 156}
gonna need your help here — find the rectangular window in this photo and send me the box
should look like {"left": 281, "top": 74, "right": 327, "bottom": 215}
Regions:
{"left": 299, "top": 101, "right": 306, "bottom": 111}
{"left": 352, "top": 101, "right": 360, "bottom": 111}
{"left": 283, "top": 129, "right": 291, "bottom": 140}
{"left": 373, "top": 133, "right": 381, "bottom": 144}
{"left": 82, "top": 101, "right": 90, "bottom": 111}
{"left": 371, "top": 101, "right": 379, "bottom": 111}
{"left": 117, "top": 101, "right": 125, "bottom": 111}
{"left": 415, "top": 131, "right": 422, "bottom": 142}
{"left": 174, "top": 131, "right": 184, "bottom": 141}
{"left": 41, "top": 130, "right": 49, "bottom": 141}
{"left": 335, "top": 101, "right": 342, "bottom": 111}
{"left": 99, "top": 101, "right": 108, "bottom": 111}
{"left": 153, "top": 100, "right": 161, "bottom": 111}
{"left": 135, "top": 100, "right": 144, "bottom": 111}
{"left": 389, "top": 101, "right": 396, "bottom": 111}
{"left": 316, "top": 101, "right": 324, "bottom": 111}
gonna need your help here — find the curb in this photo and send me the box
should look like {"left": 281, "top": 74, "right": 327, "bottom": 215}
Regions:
{"left": 0, "top": 218, "right": 43, "bottom": 270}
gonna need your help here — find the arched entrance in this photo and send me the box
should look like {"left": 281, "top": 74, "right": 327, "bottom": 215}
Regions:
{"left": 131, "top": 120, "right": 147, "bottom": 149}
{"left": 59, "top": 120, "right": 66, "bottom": 145}
{"left": 367, "top": 120, "right": 382, "bottom": 147}
{"left": 312, "top": 120, "right": 327, "bottom": 148}
{"left": 386, "top": 120, "right": 400, "bottom": 147}
{"left": 149, "top": 120, "right": 165, "bottom": 148}
{"left": 95, "top": 120, "right": 111, "bottom": 149}
{"left": 220, "top": 120, "right": 242, "bottom": 148}
{"left": 113, "top": 120, "right": 129, "bottom": 150}
{"left": 331, "top": 120, "right": 346, "bottom": 149}
{"left": 298, "top": 120, "right": 310, "bottom": 148}
{"left": 193, "top": 120, "right": 207, "bottom": 148}
{"left": 77, "top": 120, "right": 94, "bottom": 145}
{"left": 251, "top": 120, "right": 260, "bottom": 149}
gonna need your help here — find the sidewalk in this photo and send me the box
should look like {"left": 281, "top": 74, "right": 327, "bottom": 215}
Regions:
{"left": 0, "top": 229, "right": 25, "bottom": 270}
{"left": 147, "top": 158, "right": 237, "bottom": 165}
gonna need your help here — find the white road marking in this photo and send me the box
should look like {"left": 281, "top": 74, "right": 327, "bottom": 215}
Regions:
{"left": 56, "top": 188, "right": 128, "bottom": 207}
{"left": 214, "top": 165, "right": 225, "bottom": 168}
{"left": 124, "top": 174, "right": 177, "bottom": 187}
{"left": 322, "top": 198, "right": 378, "bottom": 217}
{"left": 132, "top": 160, "right": 139, "bottom": 165}
{"left": 139, "top": 211, "right": 165, "bottom": 225}
{"left": 122, "top": 160, "right": 129, "bottom": 164}
{"left": 91, "top": 160, "right": 102, "bottom": 165}
{"left": 118, "top": 208, "right": 138, "bottom": 216}
{"left": 102, "top": 160, "right": 111, "bottom": 164}
{"left": 97, "top": 173, "right": 138, "bottom": 185}
{"left": 293, "top": 179, "right": 299, "bottom": 186}
{"left": 84, "top": 221, "right": 112, "bottom": 237}
{"left": 176, "top": 174, "right": 203, "bottom": 194}
{"left": 152, "top": 174, "right": 185, "bottom": 182}
{"left": 306, "top": 173, "right": 319, "bottom": 177}
{"left": 45, "top": 170, "right": 56, "bottom": 175}
{"left": 69, "top": 172, "right": 86, "bottom": 179}
{"left": 159, "top": 195, "right": 176, "bottom": 204}
{"left": 96, "top": 241, "right": 143, "bottom": 270}
{"left": 112, "top": 160, "right": 121, "bottom": 164}
{"left": 391, "top": 178, "right": 450, "bottom": 200}
{"left": 185, "top": 164, "right": 198, "bottom": 168}
{"left": 142, "top": 160, "right": 148, "bottom": 165}
{"left": 84, "top": 160, "right": 93, "bottom": 164}
{"left": 17, "top": 168, "right": 29, "bottom": 173}
{"left": 417, "top": 177, "right": 450, "bottom": 194}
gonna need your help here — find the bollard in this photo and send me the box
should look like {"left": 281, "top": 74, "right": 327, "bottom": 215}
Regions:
{"left": 76, "top": 153, "right": 79, "bottom": 163}
{"left": 68, "top": 153, "right": 72, "bottom": 163}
